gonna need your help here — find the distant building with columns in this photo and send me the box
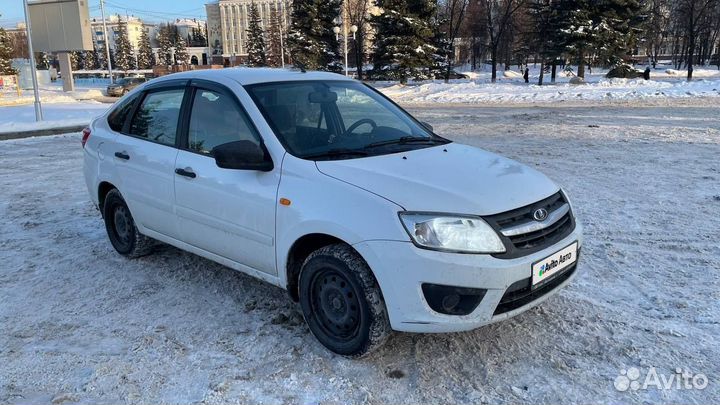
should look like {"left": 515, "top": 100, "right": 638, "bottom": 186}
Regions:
{"left": 205, "top": 0, "right": 290, "bottom": 65}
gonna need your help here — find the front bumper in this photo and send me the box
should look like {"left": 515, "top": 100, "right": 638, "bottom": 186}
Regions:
{"left": 353, "top": 222, "right": 583, "bottom": 333}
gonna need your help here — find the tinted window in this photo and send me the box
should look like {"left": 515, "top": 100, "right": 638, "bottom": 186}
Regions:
{"left": 129, "top": 89, "right": 185, "bottom": 146}
{"left": 107, "top": 94, "right": 138, "bottom": 132}
{"left": 187, "top": 89, "right": 261, "bottom": 154}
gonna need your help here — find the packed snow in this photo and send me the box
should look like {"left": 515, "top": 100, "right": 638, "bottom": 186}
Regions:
{"left": 0, "top": 102, "right": 109, "bottom": 134}
{"left": 1, "top": 101, "right": 718, "bottom": 404}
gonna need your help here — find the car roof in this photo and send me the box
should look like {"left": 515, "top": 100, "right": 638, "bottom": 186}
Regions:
{"left": 153, "top": 67, "right": 355, "bottom": 86}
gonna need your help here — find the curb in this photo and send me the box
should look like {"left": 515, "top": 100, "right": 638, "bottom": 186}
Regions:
{"left": 0, "top": 125, "right": 87, "bottom": 141}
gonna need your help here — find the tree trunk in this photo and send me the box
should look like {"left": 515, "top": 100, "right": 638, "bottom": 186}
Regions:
{"left": 355, "top": 29, "right": 364, "bottom": 81}
{"left": 491, "top": 47, "right": 498, "bottom": 83}
{"left": 538, "top": 60, "right": 544, "bottom": 86}
{"left": 687, "top": 39, "right": 695, "bottom": 81}
{"left": 577, "top": 48, "right": 586, "bottom": 79}
{"left": 551, "top": 60, "right": 557, "bottom": 83}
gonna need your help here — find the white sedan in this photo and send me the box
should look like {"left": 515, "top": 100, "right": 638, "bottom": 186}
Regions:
{"left": 82, "top": 68, "right": 583, "bottom": 357}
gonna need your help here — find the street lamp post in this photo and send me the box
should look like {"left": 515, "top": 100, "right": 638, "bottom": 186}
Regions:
{"left": 333, "top": 6, "right": 357, "bottom": 77}
{"left": 23, "top": 0, "right": 43, "bottom": 121}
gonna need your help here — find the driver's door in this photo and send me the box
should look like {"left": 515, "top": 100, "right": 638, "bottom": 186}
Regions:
{"left": 174, "top": 82, "right": 279, "bottom": 275}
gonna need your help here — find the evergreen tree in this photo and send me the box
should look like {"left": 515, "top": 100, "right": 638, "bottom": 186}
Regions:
{"left": 526, "top": 0, "right": 563, "bottom": 84}
{"left": 192, "top": 26, "right": 207, "bottom": 47}
{"left": 83, "top": 49, "right": 98, "bottom": 70}
{"left": 137, "top": 28, "right": 153, "bottom": 69}
{"left": 157, "top": 24, "right": 174, "bottom": 66}
{"left": 96, "top": 46, "right": 107, "bottom": 70}
{"left": 554, "top": 0, "right": 644, "bottom": 78}
{"left": 70, "top": 51, "right": 82, "bottom": 70}
{"left": 174, "top": 29, "right": 189, "bottom": 65}
{"left": 371, "top": 0, "right": 437, "bottom": 83}
{"left": 37, "top": 52, "right": 50, "bottom": 70}
{"left": 114, "top": 18, "right": 133, "bottom": 71}
{"left": 0, "top": 25, "right": 17, "bottom": 75}
{"left": 267, "top": 8, "right": 285, "bottom": 67}
{"left": 288, "top": 0, "right": 342, "bottom": 71}
{"left": 246, "top": 2, "right": 267, "bottom": 66}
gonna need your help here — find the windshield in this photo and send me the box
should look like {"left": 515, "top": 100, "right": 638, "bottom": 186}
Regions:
{"left": 247, "top": 80, "right": 448, "bottom": 160}
{"left": 115, "top": 78, "right": 131, "bottom": 85}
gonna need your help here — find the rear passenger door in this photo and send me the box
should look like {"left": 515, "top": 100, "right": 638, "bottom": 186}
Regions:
{"left": 174, "top": 81, "right": 279, "bottom": 274}
{"left": 113, "top": 82, "right": 188, "bottom": 239}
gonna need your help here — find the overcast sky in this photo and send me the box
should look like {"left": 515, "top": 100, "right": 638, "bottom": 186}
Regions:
{"left": 1, "top": 0, "right": 208, "bottom": 27}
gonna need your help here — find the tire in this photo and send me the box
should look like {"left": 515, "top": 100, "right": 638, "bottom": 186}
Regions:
{"left": 102, "top": 189, "right": 155, "bottom": 258}
{"left": 298, "top": 244, "right": 391, "bottom": 357}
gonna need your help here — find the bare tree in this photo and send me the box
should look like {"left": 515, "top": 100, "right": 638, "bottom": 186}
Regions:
{"left": 438, "top": 0, "right": 470, "bottom": 82}
{"left": 461, "top": 0, "right": 488, "bottom": 70}
{"left": 346, "top": 0, "right": 371, "bottom": 80}
{"left": 643, "top": 0, "right": 672, "bottom": 67}
{"left": 675, "top": 0, "right": 720, "bottom": 80}
{"left": 478, "top": 0, "right": 528, "bottom": 82}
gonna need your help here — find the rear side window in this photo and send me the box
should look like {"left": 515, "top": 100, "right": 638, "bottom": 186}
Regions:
{"left": 187, "top": 89, "right": 261, "bottom": 155}
{"left": 129, "top": 89, "right": 185, "bottom": 146}
{"left": 107, "top": 95, "right": 138, "bottom": 132}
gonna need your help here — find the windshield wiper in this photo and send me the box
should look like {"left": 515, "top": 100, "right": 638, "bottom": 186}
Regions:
{"left": 363, "top": 136, "right": 447, "bottom": 150}
{"left": 302, "top": 148, "right": 370, "bottom": 160}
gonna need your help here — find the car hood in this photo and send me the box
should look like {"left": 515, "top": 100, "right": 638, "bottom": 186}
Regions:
{"left": 315, "top": 143, "right": 559, "bottom": 215}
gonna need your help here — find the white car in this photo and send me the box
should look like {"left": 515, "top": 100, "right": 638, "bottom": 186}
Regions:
{"left": 82, "top": 68, "right": 583, "bottom": 357}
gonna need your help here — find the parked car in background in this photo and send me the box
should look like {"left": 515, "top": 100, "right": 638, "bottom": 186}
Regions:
{"left": 106, "top": 77, "right": 148, "bottom": 97}
{"left": 82, "top": 68, "right": 582, "bottom": 357}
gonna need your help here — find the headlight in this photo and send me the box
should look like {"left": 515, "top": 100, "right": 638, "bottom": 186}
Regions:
{"left": 399, "top": 213, "right": 505, "bottom": 254}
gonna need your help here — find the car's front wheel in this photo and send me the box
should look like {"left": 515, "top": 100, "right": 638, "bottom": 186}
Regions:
{"left": 298, "top": 244, "right": 391, "bottom": 357}
{"left": 103, "top": 189, "right": 155, "bottom": 258}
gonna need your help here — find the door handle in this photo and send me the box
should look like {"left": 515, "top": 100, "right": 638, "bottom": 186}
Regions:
{"left": 175, "top": 167, "right": 197, "bottom": 179}
{"left": 114, "top": 151, "right": 130, "bottom": 160}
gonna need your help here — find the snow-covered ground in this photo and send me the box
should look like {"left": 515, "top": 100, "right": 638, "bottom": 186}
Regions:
{"left": 0, "top": 80, "right": 109, "bottom": 134}
{"left": 1, "top": 101, "right": 718, "bottom": 404}
{"left": 0, "top": 102, "right": 109, "bottom": 133}
{"left": 379, "top": 66, "right": 720, "bottom": 104}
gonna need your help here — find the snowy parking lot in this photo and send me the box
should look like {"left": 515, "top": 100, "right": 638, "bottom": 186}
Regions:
{"left": 1, "top": 100, "right": 719, "bottom": 404}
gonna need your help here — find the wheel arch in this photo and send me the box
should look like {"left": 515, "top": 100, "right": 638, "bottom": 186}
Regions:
{"left": 98, "top": 181, "right": 117, "bottom": 216}
{"left": 285, "top": 233, "right": 359, "bottom": 302}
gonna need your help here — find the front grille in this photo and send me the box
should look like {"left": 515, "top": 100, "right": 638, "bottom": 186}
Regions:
{"left": 493, "top": 262, "right": 577, "bottom": 315}
{"left": 484, "top": 191, "right": 575, "bottom": 259}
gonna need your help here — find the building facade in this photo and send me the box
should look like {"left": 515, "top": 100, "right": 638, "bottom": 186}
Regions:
{"left": 90, "top": 15, "right": 154, "bottom": 52}
{"left": 205, "top": 0, "right": 289, "bottom": 64}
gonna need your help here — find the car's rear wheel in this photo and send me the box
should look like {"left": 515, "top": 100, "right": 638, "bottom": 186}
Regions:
{"left": 298, "top": 244, "right": 391, "bottom": 357}
{"left": 103, "top": 189, "right": 154, "bottom": 258}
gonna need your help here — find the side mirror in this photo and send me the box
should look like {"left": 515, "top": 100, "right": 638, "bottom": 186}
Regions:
{"left": 213, "top": 140, "right": 274, "bottom": 172}
{"left": 420, "top": 121, "right": 434, "bottom": 132}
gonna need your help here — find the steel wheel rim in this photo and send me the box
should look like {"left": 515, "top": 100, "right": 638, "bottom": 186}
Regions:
{"left": 310, "top": 268, "right": 361, "bottom": 340}
{"left": 112, "top": 205, "right": 132, "bottom": 247}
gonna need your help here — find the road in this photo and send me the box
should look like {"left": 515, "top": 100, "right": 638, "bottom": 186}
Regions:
{"left": 1, "top": 102, "right": 719, "bottom": 404}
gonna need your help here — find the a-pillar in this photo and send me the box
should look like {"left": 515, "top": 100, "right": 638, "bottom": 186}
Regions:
{"left": 57, "top": 51, "right": 75, "bottom": 92}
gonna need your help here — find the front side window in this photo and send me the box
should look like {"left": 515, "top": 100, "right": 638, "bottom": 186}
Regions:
{"left": 247, "top": 81, "right": 446, "bottom": 160}
{"left": 187, "top": 89, "right": 261, "bottom": 154}
{"left": 129, "top": 89, "right": 184, "bottom": 146}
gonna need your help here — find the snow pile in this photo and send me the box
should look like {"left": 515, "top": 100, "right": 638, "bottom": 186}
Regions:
{"left": 665, "top": 69, "right": 719, "bottom": 78}
{"left": 379, "top": 77, "right": 720, "bottom": 104}
{"left": 0, "top": 102, "right": 108, "bottom": 133}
